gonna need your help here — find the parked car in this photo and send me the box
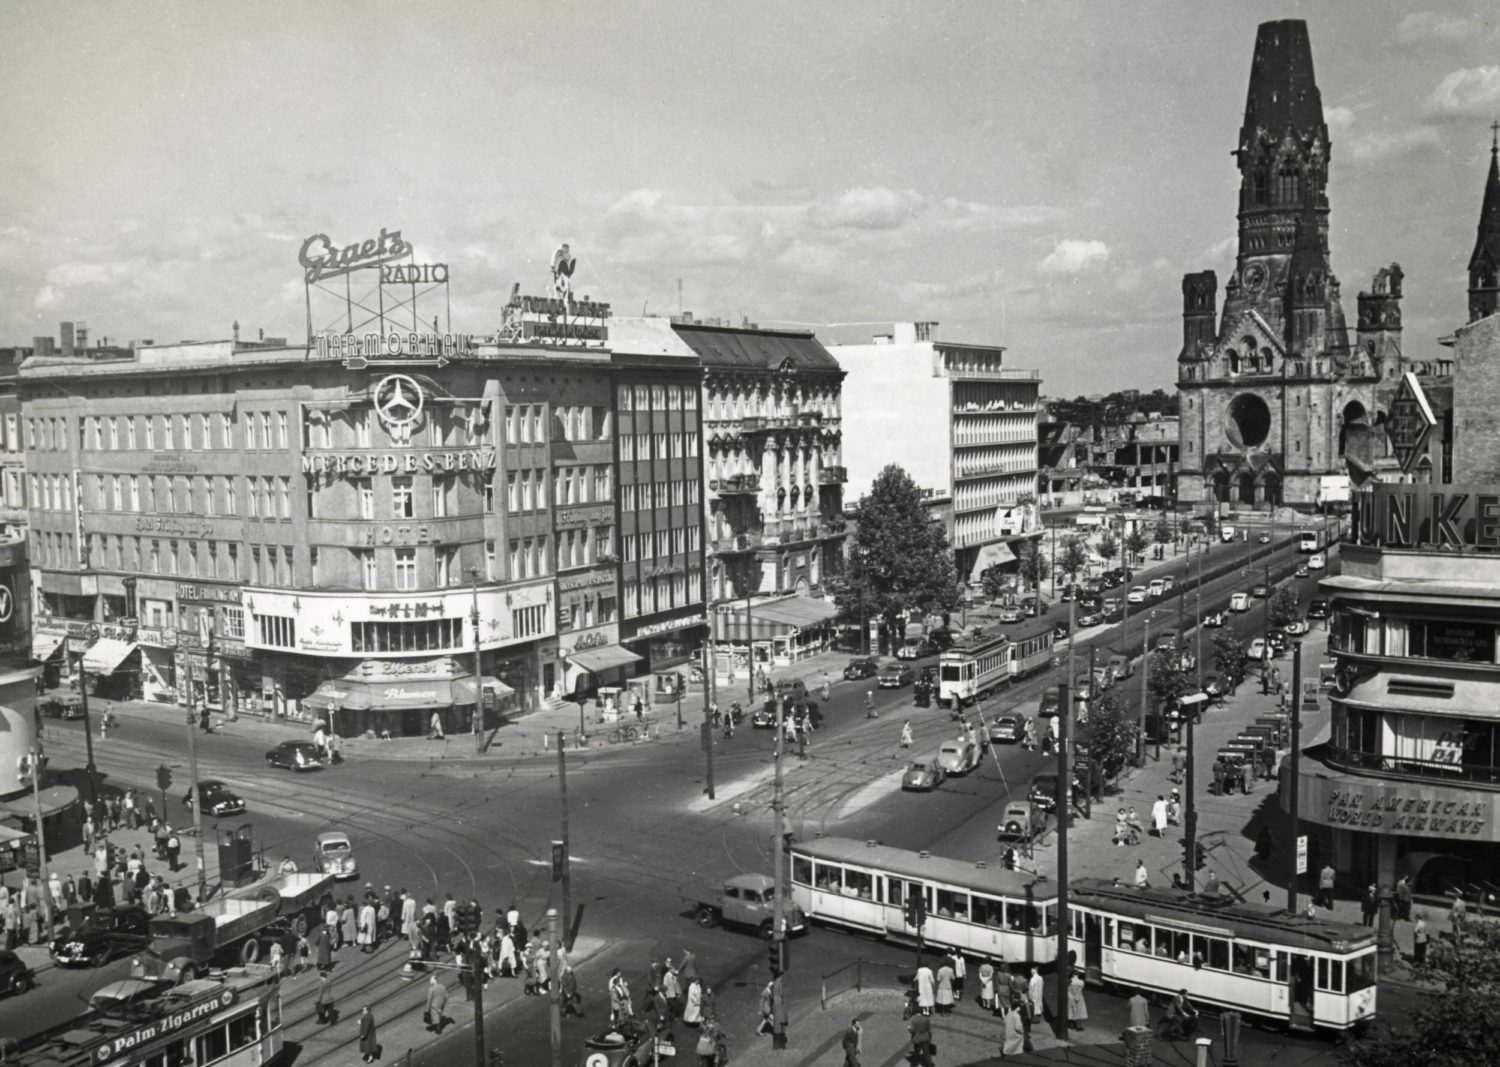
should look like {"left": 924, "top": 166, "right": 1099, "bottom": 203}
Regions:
{"left": 988, "top": 714, "right": 1027, "bottom": 744}
{"left": 1294, "top": 562, "right": 1310, "bottom": 578}
{"left": 878, "top": 665, "right": 915, "bottom": 689}
{"left": 1059, "top": 585, "right": 1076, "bottom": 602}
{"left": 896, "top": 640, "right": 934, "bottom": 660}
{"left": 937, "top": 739, "right": 982, "bottom": 776}
{"left": 1309, "top": 552, "right": 1327, "bottom": 570}
{"left": 266, "top": 740, "right": 327, "bottom": 771}
{"left": 1036, "top": 689, "right": 1061, "bottom": 719}
{"left": 843, "top": 658, "right": 879, "bottom": 681}
{"left": 901, "top": 761, "right": 946, "bottom": 792}
{"left": 1101, "top": 597, "right": 1122, "bottom": 619}
{"left": 1126, "top": 586, "right": 1148, "bottom": 604}
{"left": 314, "top": 831, "right": 358, "bottom": 880}
{"left": 1022, "top": 599, "right": 1040, "bottom": 617}
{"left": 1161, "top": 576, "right": 1176, "bottom": 594}
{"left": 1028, "top": 772, "right": 1067, "bottom": 813}
{"left": 997, "top": 800, "right": 1046, "bottom": 840}
{"left": 0, "top": 949, "right": 35, "bottom": 997}
{"left": 997, "top": 607, "right": 1024, "bottom": 624}
{"left": 1147, "top": 579, "right": 1166, "bottom": 598}
{"left": 187, "top": 779, "right": 246, "bottom": 816}
{"left": 1203, "top": 673, "right": 1227, "bottom": 701}
{"left": 1077, "top": 609, "right": 1102, "bottom": 628}
{"left": 50, "top": 904, "right": 150, "bottom": 968}
{"left": 775, "top": 679, "right": 808, "bottom": 704}
{"left": 1230, "top": 592, "right": 1251, "bottom": 612}
{"left": 1106, "top": 654, "right": 1133, "bottom": 681}
{"left": 1251, "top": 583, "right": 1271, "bottom": 599}
{"left": 1258, "top": 532, "right": 1271, "bottom": 544}
{"left": 1307, "top": 597, "right": 1330, "bottom": 620}
{"left": 1051, "top": 620, "right": 1071, "bottom": 641}
{"left": 1155, "top": 628, "right": 1181, "bottom": 652}
{"left": 1246, "top": 638, "right": 1269, "bottom": 662}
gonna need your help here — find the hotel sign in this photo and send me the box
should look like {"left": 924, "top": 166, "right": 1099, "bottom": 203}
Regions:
{"left": 1353, "top": 483, "right": 1500, "bottom": 550}
{"left": 301, "top": 449, "right": 498, "bottom": 477}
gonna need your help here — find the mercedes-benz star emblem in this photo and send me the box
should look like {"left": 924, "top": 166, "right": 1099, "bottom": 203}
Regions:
{"left": 374, "top": 374, "right": 424, "bottom": 431}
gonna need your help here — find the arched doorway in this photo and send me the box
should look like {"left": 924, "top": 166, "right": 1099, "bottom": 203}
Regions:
{"left": 1237, "top": 472, "right": 1256, "bottom": 506}
{"left": 1212, "top": 471, "right": 1231, "bottom": 504}
{"left": 1339, "top": 400, "right": 1368, "bottom": 457}
{"left": 1262, "top": 473, "right": 1282, "bottom": 508}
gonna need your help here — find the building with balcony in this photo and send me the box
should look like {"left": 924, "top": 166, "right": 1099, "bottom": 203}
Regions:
{"left": 828, "top": 322, "right": 1042, "bottom": 584}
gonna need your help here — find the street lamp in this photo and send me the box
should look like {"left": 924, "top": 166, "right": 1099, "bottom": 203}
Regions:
{"left": 467, "top": 568, "right": 484, "bottom": 755}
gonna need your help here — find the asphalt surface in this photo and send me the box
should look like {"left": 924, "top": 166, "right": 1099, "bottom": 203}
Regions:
{"left": 4, "top": 521, "right": 1379, "bottom": 1065}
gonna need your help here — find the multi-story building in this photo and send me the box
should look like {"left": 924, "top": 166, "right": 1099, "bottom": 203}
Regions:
{"left": 0, "top": 352, "right": 29, "bottom": 669}
{"left": 829, "top": 322, "right": 1041, "bottom": 583}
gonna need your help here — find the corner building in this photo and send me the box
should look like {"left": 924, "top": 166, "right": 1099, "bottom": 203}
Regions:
{"left": 21, "top": 334, "right": 678, "bottom": 735}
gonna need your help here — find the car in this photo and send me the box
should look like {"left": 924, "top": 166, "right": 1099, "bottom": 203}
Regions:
{"left": 843, "top": 658, "right": 879, "bottom": 681}
{"left": 314, "top": 831, "right": 358, "bottom": 880}
{"left": 50, "top": 905, "right": 150, "bottom": 968}
{"left": 775, "top": 679, "right": 808, "bottom": 704}
{"left": 1092, "top": 666, "right": 1115, "bottom": 691}
{"left": 1284, "top": 619, "right": 1310, "bottom": 636}
{"left": 1307, "top": 597, "right": 1330, "bottom": 620}
{"left": 1077, "top": 609, "right": 1102, "bottom": 628}
{"left": 1051, "top": 620, "right": 1071, "bottom": 640}
{"left": 266, "top": 740, "right": 327, "bottom": 771}
{"left": 895, "top": 640, "right": 932, "bottom": 660}
{"left": 1294, "top": 562, "right": 1310, "bottom": 578}
{"left": 1201, "top": 610, "right": 1225, "bottom": 628}
{"left": 1106, "top": 654, "right": 1133, "bottom": 681}
{"left": 1036, "top": 688, "right": 1061, "bottom": 719}
{"left": 1258, "top": 532, "right": 1271, "bottom": 544}
{"left": 1028, "top": 772, "right": 1066, "bottom": 813}
{"left": 0, "top": 948, "right": 34, "bottom": 997}
{"left": 878, "top": 665, "right": 914, "bottom": 689}
{"left": 901, "top": 761, "right": 946, "bottom": 791}
{"left": 1022, "top": 599, "right": 1039, "bottom": 617}
{"left": 1230, "top": 592, "right": 1251, "bottom": 612}
{"left": 997, "top": 607, "right": 1024, "bottom": 624}
{"left": 1161, "top": 576, "right": 1175, "bottom": 594}
{"left": 187, "top": 779, "right": 246, "bottom": 816}
{"left": 996, "top": 800, "right": 1046, "bottom": 840}
{"left": 751, "top": 703, "right": 778, "bottom": 728}
{"left": 988, "top": 714, "right": 1026, "bottom": 744}
{"left": 1126, "top": 586, "right": 1147, "bottom": 604}
{"left": 1246, "top": 638, "right": 1268, "bottom": 662}
{"left": 1059, "top": 585, "right": 1076, "bottom": 602}
{"left": 1101, "top": 596, "right": 1121, "bottom": 615}
{"left": 1309, "top": 552, "right": 1327, "bottom": 570}
{"left": 1203, "top": 673, "right": 1227, "bottom": 701}
{"left": 1266, "top": 629, "right": 1288, "bottom": 656}
{"left": 1104, "top": 569, "right": 1126, "bottom": 587}
{"left": 1147, "top": 579, "right": 1166, "bottom": 599}
{"left": 937, "top": 739, "right": 982, "bottom": 776}
{"left": 1073, "top": 672, "right": 1097, "bottom": 699}
{"left": 40, "top": 696, "right": 86, "bottom": 720}
{"left": 1251, "top": 583, "right": 1271, "bottom": 599}
{"left": 928, "top": 629, "right": 955, "bottom": 652}
{"left": 1221, "top": 525, "right": 1236, "bottom": 542}
{"left": 1155, "top": 628, "right": 1181, "bottom": 652}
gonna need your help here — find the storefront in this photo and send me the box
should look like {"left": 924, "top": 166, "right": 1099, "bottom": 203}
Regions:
{"left": 621, "top": 610, "right": 707, "bottom": 707}
{"left": 302, "top": 669, "right": 510, "bottom": 738}
{"left": 558, "top": 624, "right": 639, "bottom": 697}
{"left": 713, "top": 595, "right": 837, "bottom": 669}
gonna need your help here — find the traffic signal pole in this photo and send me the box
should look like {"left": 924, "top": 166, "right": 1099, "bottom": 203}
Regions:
{"left": 1054, "top": 678, "right": 1071, "bottom": 1038}
{"left": 771, "top": 693, "right": 787, "bottom": 980}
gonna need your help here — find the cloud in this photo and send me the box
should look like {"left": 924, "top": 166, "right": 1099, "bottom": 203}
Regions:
{"left": 810, "top": 186, "right": 924, "bottom": 230}
{"left": 1039, "top": 239, "right": 1110, "bottom": 274}
{"left": 1323, "top": 105, "right": 1357, "bottom": 133}
{"left": 1397, "top": 11, "right": 1483, "bottom": 46}
{"left": 1428, "top": 66, "right": 1500, "bottom": 119}
{"left": 1345, "top": 126, "right": 1443, "bottom": 162}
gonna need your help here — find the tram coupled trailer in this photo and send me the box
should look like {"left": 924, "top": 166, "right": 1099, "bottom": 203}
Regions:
{"left": 937, "top": 630, "right": 1012, "bottom": 710}
{"left": 1005, "top": 618, "right": 1056, "bottom": 681}
{"left": 1067, "top": 878, "right": 1377, "bottom": 1033}
{"left": 789, "top": 836, "right": 1059, "bottom": 967}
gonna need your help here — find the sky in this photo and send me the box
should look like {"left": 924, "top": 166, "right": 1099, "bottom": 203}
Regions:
{"left": 1, "top": 0, "right": 1497, "bottom": 396}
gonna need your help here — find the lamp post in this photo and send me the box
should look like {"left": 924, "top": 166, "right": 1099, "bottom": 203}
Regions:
{"left": 74, "top": 647, "right": 97, "bottom": 799}
{"left": 467, "top": 569, "right": 484, "bottom": 755}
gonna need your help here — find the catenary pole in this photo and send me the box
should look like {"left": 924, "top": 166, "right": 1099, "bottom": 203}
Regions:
{"left": 557, "top": 731, "right": 572, "bottom": 950}
{"left": 548, "top": 908, "right": 562, "bottom": 1067}
{"left": 1287, "top": 641, "right": 1303, "bottom": 913}
{"left": 29, "top": 746, "right": 53, "bottom": 937}
{"left": 182, "top": 651, "right": 208, "bottom": 903}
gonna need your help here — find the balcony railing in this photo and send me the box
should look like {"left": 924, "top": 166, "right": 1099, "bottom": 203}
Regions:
{"left": 818, "top": 466, "right": 847, "bottom": 484}
{"left": 711, "top": 533, "right": 758, "bottom": 554}
{"left": 711, "top": 474, "right": 761, "bottom": 495}
{"left": 1325, "top": 745, "right": 1500, "bottom": 786}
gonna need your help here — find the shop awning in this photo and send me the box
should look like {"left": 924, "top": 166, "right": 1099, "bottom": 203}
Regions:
{"left": 751, "top": 596, "right": 838, "bottom": 628}
{"left": 452, "top": 675, "right": 513, "bottom": 704}
{"left": 31, "top": 631, "right": 66, "bottom": 662}
{"left": 568, "top": 644, "right": 644, "bottom": 674}
{"left": 302, "top": 674, "right": 506, "bottom": 712}
{"left": 969, "top": 541, "right": 1018, "bottom": 583}
{"left": 0, "top": 784, "right": 79, "bottom": 822}
{"left": 83, "top": 638, "right": 138, "bottom": 676}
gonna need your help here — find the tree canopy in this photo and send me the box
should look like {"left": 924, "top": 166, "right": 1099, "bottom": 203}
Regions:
{"left": 1211, "top": 627, "right": 1248, "bottom": 686}
{"left": 1123, "top": 529, "right": 1148, "bottom": 565}
{"left": 1079, "top": 687, "right": 1139, "bottom": 781}
{"left": 837, "top": 465, "right": 962, "bottom": 635}
{"left": 1267, "top": 587, "right": 1302, "bottom": 629}
{"left": 1096, "top": 529, "right": 1119, "bottom": 563}
{"left": 1146, "top": 649, "right": 1193, "bottom": 712}
{"left": 1059, "top": 537, "right": 1090, "bottom": 584}
{"left": 1017, "top": 541, "right": 1050, "bottom": 591}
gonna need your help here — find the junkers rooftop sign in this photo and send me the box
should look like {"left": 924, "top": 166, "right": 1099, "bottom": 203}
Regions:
{"left": 1352, "top": 483, "right": 1500, "bottom": 550}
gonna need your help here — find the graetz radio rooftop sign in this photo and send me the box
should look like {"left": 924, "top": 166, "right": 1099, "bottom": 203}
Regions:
{"left": 1352, "top": 483, "right": 1500, "bottom": 550}
{"left": 300, "top": 228, "right": 413, "bottom": 283}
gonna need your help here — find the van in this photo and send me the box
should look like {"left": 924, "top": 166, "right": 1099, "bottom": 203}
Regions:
{"left": 1230, "top": 592, "right": 1251, "bottom": 612}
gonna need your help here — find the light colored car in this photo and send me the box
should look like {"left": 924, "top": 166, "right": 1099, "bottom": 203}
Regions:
{"left": 314, "top": 832, "right": 358, "bottom": 880}
{"left": 997, "top": 800, "right": 1046, "bottom": 840}
{"left": 901, "top": 761, "right": 946, "bottom": 792}
{"left": 1230, "top": 592, "right": 1251, "bottom": 612}
{"left": 1201, "top": 610, "right": 1226, "bottom": 628}
{"left": 1161, "top": 576, "right": 1175, "bottom": 594}
{"left": 1309, "top": 552, "right": 1327, "bottom": 570}
{"left": 1147, "top": 579, "right": 1166, "bottom": 598}
{"left": 878, "top": 664, "right": 915, "bottom": 689}
{"left": 1106, "top": 654, "right": 1133, "bottom": 681}
{"left": 1246, "top": 638, "right": 1268, "bottom": 662}
{"left": 1155, "top": 628, "right": 1181, "bottom": 652}
{"left": 1126, "top": 586, "right": 1147, "bottom": 604}
{"left": 997, "top": 607, "right": 1024, "bottom": 623}
{"left": 1284, "top": 619, "right": 1310, "bottom": 636}
{"left": 937, "top": 739, "right": 981, "bottom": 776}
{"left": 1258, "top": 533, "right": 1271, "bottom": 544}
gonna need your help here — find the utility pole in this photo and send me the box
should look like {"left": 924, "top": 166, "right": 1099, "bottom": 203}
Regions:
{"left": 75, "top": 648, "right": 97, "bottom": 802}
{"left": 1139, "top": 612, "right": 1151, "bottom": 765}
{"left": 1184, "top": 693, "right": 1198, "bottom": 893}
{"left": 29, "top": 745, "right": 53, "bottom": 937}
{"left": 1287, "top": 641, "right": 1303, "bottom": 913}
{"left": 771, "top": 692, "right": 787, "bottom": 980}
{"left": 1053, "top": 673, "right": 1071, "bottom": 1038}
{"left": 469, "top": 571, "right": 484, "bottom": 754}
{"left": 548, "top": 907, "right": 562, "bottom": 1067}
{"left": 702, "top": 633, "right": 716, "bottom": 800}
{"left": 471, "top": 938, "right": 487, "bottom": 1067}
{"left": 556, "top": 731, "right": 572, "bottom": 950}
{"left": 746, "top": 589, "right": 756, "bottom": 702}
{"left": 182, "top": 650, "right": 208, "bottom": 904}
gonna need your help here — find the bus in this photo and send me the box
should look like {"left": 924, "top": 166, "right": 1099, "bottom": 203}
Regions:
{"left": 937, "top": 629, "right": 1011, "bottom": 709}
{"left": 1067, "top": 879, "right": 1377, "bottom": 1032}
{"left": 1297, "top": 529, "right": 1324, "bottom": 553}
{"left": 16, "top": 964, "right": 283, "bottom": 1067}
{"left": 789, "top": 836, "right": 1059, "bottom": 965}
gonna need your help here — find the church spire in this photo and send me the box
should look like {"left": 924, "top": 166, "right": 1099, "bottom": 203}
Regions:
{"left": 1468, "top": 125, "right": 1500, "bottom": 322}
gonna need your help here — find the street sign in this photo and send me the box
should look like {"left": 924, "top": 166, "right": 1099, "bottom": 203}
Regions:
{"left": 1387, "top": 372, "right": 1436, "bottom": 473}
{"left": 1295, "top": 835, "right": 1308, "bottom": 875}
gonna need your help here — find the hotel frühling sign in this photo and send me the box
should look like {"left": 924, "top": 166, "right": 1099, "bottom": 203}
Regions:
{"left": 1352, "top": 483, "right": 1500, "bottom": 550}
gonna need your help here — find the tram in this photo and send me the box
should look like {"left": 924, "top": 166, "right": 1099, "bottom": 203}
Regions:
{"left": 937, "top": 619, "right": 1055, "bottom": 710}
{"left": 14, "top": 964, "right": 283, "bottom": 1067}
{"left": 789, "top": 836, "right": 1059, "bottom": 965}
{"left": 1005, "top": 618, "right": 1055, "bottom": 680}
{"left": 1068, "top": 879, "right": 1377, "bottom": 1032}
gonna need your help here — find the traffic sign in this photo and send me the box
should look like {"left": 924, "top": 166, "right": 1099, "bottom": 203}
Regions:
{"left": 1295, "top": 835, "right": 1308, "bottom": 875}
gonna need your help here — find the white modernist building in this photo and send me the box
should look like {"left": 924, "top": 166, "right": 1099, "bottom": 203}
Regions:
{"left": 828, "top": 322, "right": 1042, "bottom": 583}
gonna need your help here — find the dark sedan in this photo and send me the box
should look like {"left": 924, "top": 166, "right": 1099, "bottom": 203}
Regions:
{"left": 51, "top": 905, "right": 150, "bottom": 968}
{"left": 843, "top": 658, "right": 879, "bottom": 681}
{"left": 266, "top": 740, "right": 327, "bottom": 771}
{"left": 187, "top": 779, "right": 246, "bottom": 816}
{"left": 0, "top": 948, "right": 35, "bottom": 996}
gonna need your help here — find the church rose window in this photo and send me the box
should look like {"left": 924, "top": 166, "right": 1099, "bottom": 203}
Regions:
{"left": 1226, "top": 394, "right": 1271, "bottom": 448}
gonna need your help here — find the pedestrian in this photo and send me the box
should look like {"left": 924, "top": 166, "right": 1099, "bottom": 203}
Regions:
{"left": 608, "top": 968, "right": 632, "bottom": 1026}
{"left": 1028, "top": 967, "right": 1045, "bottom": 1021}
{"left": 1395, "top": 875, "right": 1412, "bottom": 922}
{"left": 1001, "top": 1000, "right": 1025, "bottom": 1056}
{"left": 1114, "top": 808, "right": 1128, "bottom": 847}
{"left": 1204, "top": 870, "right": 1219, "bottom": 897}
{"left": 1413, "top": 911, "right": 1429, "bottom": 964}
{"left": 683, "top": 976, "right": 703, "bottom": 1026}
{"left": 757, "top": 977, "right": 775, "bottom": 1036}
{"left": 1125, "top": 808, "right": 1143, "bottom": 846}
{"left": 1212, "top": 758, "right": 1225, "bottom": 797}
{"left": 662, "top": 956, "right": 681, "bottom": 1015}
{"left": 915, "top": 960, "right": 935, "bottom": 1015}
{"left": 935, "top": 957, "right": 955, "bottom": 1015}
{"left": 1318, "top": 862, "right": 1336, "bottom": 909}
{"left": 1135, "top": 859, "right": 1150, "bottom": 888}
{"left": 841, "top": 1017, "right": 862, "bottom": 1067}
{"left": 358, "top": 899, "right": 376, "bottom": 953}
{"left": 166, "top": 831, "right": 181, "bottom": 872}
{"left": 83, "top": 814, "right": 94, "bottom": 854}
{"left": 1361, "top": 884, "right": 1377, "bottom": 926}
{"left": 900, "top": 720, "right": 913, "bottom": 748}
{"left": 268, "top": 940, "right": 286, "bottom": 977}
{"left": 316, "top": 924, "right": 332, "bottom": 971}
{"left": 341, "top": 898, "right": 357, "bottom": 948}
{"left": 865, "top": 691, "right": 875, "bottom": 718}
{"left": 295, "top": 932, "right": 311, "bottom": 974}
{"left": 952, "top": 952, "right": 966, "bottom": 999}
{"left": 1067, "top": 970, "right": 1088, "bottom": 1031}
{"left": 357, "top": 1006, "right": 379, "bottom": 1063}
{"left": 1450, "top": 891, "right": 1468, "bottom": 938}
{"left": 559, "top": 962, "right": 583, "bottom": 1016}
{"left": 429, "top": 711, "right": 445, "bottom": 740}
{"left": 497, "top": 928, "right": 518, "bottom": 977}
{"left": 424, "top": 975, "right": 449, "bottom": 1033}
{"left": 908, "top": 1011, "right": 934, "bottom": 1067}
{"left": 978, "top": 960, "right": 995, "bottom": 1012}
{"left": 1170, "top": 747, "right": 1184, "bottom": 784}
{"left": 1128, "top": 989, "right": 1150, "bottom": 1031}
{"left": 315, "top": 971, "right": 336, "bottom": 1023}
{"left": 1166, "top": 795, "right": 1180, "bottom": 826}
{"left": 1022, "top": 718, "right": 1036, "bottom": 751}
{"left": 1151, "top": 796, "right": 1167, "bottom": 837}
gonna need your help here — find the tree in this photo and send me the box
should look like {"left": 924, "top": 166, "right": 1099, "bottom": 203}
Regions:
{"left": 1123, "top": 528, "right": 1148, "bottom": 567}
{"left": 1267, "top": 587, "right": 1301, "bottom": 629}
{"left": 1079, "top": 688, "right": 1139, "bottom": 782}
{"left": 1059, "top": 537, "right": 1090, "bottom": 586}
{"left": 1340, "top": 920, "right": 1500, "bottom": 1067}
{"left": 1096, "top": 529, "right": 1119, "bottom": 565}
{"left": 981, "top": 567, "right": 1009, "bottom": 601}
{"left": 1016, "top": 540, "right": 1050, "bottom": 592}
{"left": 1153, "top": 519, "right": 1173, "bottom": 552}
{"left": 836, "top": 465, "right": 963, "bottom": 645}
{"left": 1212, "top": 627, "right": 1248, "bottom": 688}
{"left": 1146, "top": 649, "right": 1193, "bottom": 714}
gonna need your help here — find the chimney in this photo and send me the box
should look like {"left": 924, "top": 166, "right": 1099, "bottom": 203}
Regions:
{"left": 233, "top": 320, "right": 240, "bottom": 343}
{"left": 258, "top": 327, "right": 264, "bottom": 341}
{"left": 60, "top": 322, "right": 75, "bottom": 359}
{"left": 75, "top": 320, "right": 89, "bottom": 349}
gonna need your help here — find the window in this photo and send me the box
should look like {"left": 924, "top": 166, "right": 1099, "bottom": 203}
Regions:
{"left": 358, "top": 550, "right": 377, "bottom": 591}
{"left": 394, "top": 548, "right": 417, "bottom": 590}
{"left": 258, "top": 412, "right": 272, "bottom": 450}
{"left": 356, "top": 478, "right": 374, "bottom": 520}
{"left": 432, "top": 476, "right": 450, "bottom": 518}
{"left": 355, "top": 410, "right": 372, "bottom": 448}
{"left": 227, "top": 543, "right": 238, "bottom": 580}
{"left": 222, "top": 475, "right": 236, "bottom": 515}
{"left": 200, "top": 413, "right": 211, "bottom": 448}
{"left": 485, "top": 540, "right": 497, "bottom": 581}
{"left": 512, "top": 603, "right": 546, "bottom": 638}
{"left": 256, "top": 613, "right": 296, "bottom": 648}
{"left": 276, "top": 411, "right": 289, "bottom": 449}
{"left": 436, "top": 547, "right": 458, "bottom": 587}
{"left": 277, "top": 477, "right": 291, "bottom": 519}
{"left": 220, "top": 413, "right": 232, "bottom": 449}
{"left": 594, "top": 466, "right": 611, "bottom": 501}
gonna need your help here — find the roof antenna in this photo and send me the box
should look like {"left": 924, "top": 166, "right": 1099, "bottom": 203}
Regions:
{"left": 678, "top": 278, "right": 683, "bottom": 315}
